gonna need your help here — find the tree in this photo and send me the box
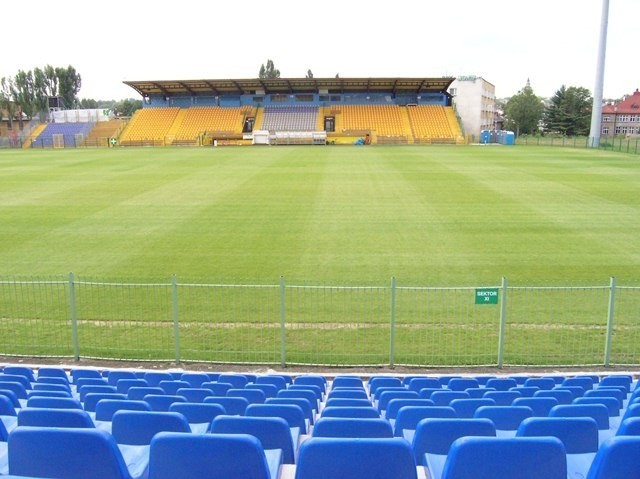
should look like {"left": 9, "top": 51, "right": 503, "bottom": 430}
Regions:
{"left": 12, "top": 70, "right": 37, "bottom": 127}
{"left": 306, "top": 69, "right": 313, "bottom": 79}
{"left": 0, "top": 77, "right": 16, "bottom": 130}
{"left": 504, "top": 81, "right": 544, "bottom": 136}
{"left": 544, "top": 85, "right": 592, "bottom": 136}
{"left": 56, "top": 65, "right": 81, "bottom": 109}
{"left": 112, "top": 98, "right": 142, "bottom": 117}
{"left": 258, "top": 59, "right": 280, "bottom": 79}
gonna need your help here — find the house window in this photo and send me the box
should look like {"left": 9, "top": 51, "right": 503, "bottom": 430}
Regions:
{"left": 602, "top": 116, "right": 610, "bottom": 122}
{"left": 602, "top": 127, "right": 609, "bottom": 135}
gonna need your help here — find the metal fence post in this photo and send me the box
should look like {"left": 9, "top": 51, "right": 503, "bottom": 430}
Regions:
{"left": 171, "top": 274, "right": 181, "bottom": 363}
{"left": 389, "top": 276, "right": 397, "bottom": 367}
{"left": 497, "top": 277, "right": 508, "bottom": 368}
{"left": 68, "top": 272, "right": 80, "bottom": 360}
{"left": 280, "top": 276, "right": 286, "bottom": 367}
{"left": 604, "top": 276, "right": 616, "bottom": 366}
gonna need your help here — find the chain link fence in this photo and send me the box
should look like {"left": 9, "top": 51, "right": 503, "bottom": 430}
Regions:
{"left": 1, "top": 275, "right": 639, "bottom": 367}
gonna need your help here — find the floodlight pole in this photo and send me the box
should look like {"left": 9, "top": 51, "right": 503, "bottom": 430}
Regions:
{"left": 588, "top": 0, "right": 610, "bottom": 148}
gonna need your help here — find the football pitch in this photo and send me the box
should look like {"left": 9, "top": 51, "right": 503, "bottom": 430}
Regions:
{"left": 2, "top": 145, "right": 639, "bottom": 284}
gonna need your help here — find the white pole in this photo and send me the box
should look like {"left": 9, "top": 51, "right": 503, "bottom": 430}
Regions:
{"left": 588, "top": 0, "right": 610, "bottom": 148}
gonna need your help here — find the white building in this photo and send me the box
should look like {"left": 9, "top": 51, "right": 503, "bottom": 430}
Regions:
{"left": 449, "top": 76, "right": 496, "bottom": 140}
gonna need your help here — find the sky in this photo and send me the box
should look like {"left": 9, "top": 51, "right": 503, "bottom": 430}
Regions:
{"left": 2, "top": 0, "right": 637, "bottom": 101}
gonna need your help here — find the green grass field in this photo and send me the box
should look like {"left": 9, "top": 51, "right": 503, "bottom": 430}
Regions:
{"left": 1, "top": 145, "right": 639, "bottom": 283}
{"left": 1, "top": 145, "right": 639, "bottom": 366}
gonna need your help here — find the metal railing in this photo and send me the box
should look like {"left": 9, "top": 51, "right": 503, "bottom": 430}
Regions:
{"left": 1, "top": 275, "right": 638, "bottom": 367}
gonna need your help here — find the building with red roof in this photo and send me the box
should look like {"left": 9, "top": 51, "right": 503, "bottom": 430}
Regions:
{"left": 601, "top": 89, "right": 640, "bottom": 138}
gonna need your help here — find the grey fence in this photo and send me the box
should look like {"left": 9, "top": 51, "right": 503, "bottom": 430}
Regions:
{"left": 1, "top": 275, "right": 639, "bottom": 367}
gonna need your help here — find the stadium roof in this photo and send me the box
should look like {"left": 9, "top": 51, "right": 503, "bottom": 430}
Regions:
{"left": 123, "top": 77, "right": 455, "bottom": 97}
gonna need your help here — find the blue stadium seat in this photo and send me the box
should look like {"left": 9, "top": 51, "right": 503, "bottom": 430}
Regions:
{"left": 201, "top": 381, "right": 233, "bottom": 396}
{"left": 116, "top": 379, "right": 149, "bottom": 395}
{"left": 144, "top": 394, "right": 186, "bottom": 412}
{"left": 142, "top": 372, "right": 174, "bottom": 387}
{"left": 534, "top": 389, "right": 574, "bottom": 405}
{"left": 111, "top": 410, "right": 191, "bottom": 478}
{"left": 33, "top": 382, "right": 70, "bottom": 393}
{"left": 18, "top": 408, "right": 95, "bottom": 428}
{"left": 563, "top": 377, "right": 595, "bottom": 391}
{"left": 80, "top": 385, "right": 118, "bottom": 402}
{"left": 148, "top": 432, "right": 274, "bottom": 479}
{"left": 586, "top": 436, "right": 640, "bottom": 479}
{"left": 27, "top": 390, "right": 71, "bottom": 399}
{"left": 246, "top": 384, "right": 279, "bottom": 399}
{"left": 295, "top": 437, "right": 417, "bottom": 479}
{"left": 378, "top": 390, "right": 419, "bottom": 411}
{"left": 485, "top": 378, "right": 518, "bottom": 391}
{"left": 175, "top": 387, "right": 212, "bottom": 403}
{"left": 256, "top": 375, "right": 288, "bottom": 391}
{"left": 449, "top": 398, "right": 496, "bottom": 418}
{"left": 266, "top": 397, "right": 315, "bottom": 426}
{"left": 246, "top": 403, "right": 307, "bottom": 434}
{"left": 327, "top": 389, "right": 369, "bottom": 400}
{"left": 0, "top": 390, "right": 20, "bottom": 408}
{"left": 227, "top": 388, "right": 266, "bottom": 405}
{"left": 179, "top": 373, "right": 210, "bottom": 388}
{"left": 157, "top": 380, "right": 190, "bottom": 395}
{"left": 447, "top": 378, "right": 480, "bottom": 391}
{"left": 106, "top": 371, "right": 137, "bottom": 387}
{"left": 203, "top": 396, "right": 250, "bottom": 415}
{"left": 413, "top": 418, "right": 496, "bottom": 479}
{"left": 368, "top": 377, "right": 402, "bottom": 395}
{"left": 407, "top": 377, "right": 442, "bottom": 392}
{"left": 320, "top": 406, "right": 380, "bottom": 419}
{"left": 331, "top": 376, "right": 363, "bottom": 389}
{"left": 37, "top": 367, "right": 69, "bottom": 382}
{"left": 430, "top": 390, "right": 470, "bottom": 407}
{"left": 217, "top": 374, "right": 249, "bottom": 389}
{"left": 95, "top": 399, "right": 152, "bottom": 422}
{"left": 76, "top": 377, "right": 109, "bottom": 389}
{"left": 26, "top": 396, "right": 82, "bottom": 410}
{"left": 512, "top": 396, "right": 559, "bottom": 417}
{"left": 0, "top": 380, "right": 28, "bottom": 398}
{"left": 127, "top": 387, "right": 165, "bottom": 401}
{"left": 210, "top": 415, "right": 295, "bottom": 464}
{"left": 550, "top": 404, "right": 612, "bottom": 445}
{"left": 394, "top": 406, "right": 457, "bottom": 441}
{"left": 287, "top": 384, "right": 323, "bottom": 401}
{"left": 324, "top": 398, "right": 372, "bottom": 409}
{"left": 3, "top": 367, "right": 35, "bottom": 383}
{"left": 84, "top": 393, "right": 127, "bottom": 412}
{"left": 523, "top": 377, "right": 556, "bottom": 390}
{"left": 599, "top": 375, "right": 632, "bottom": 393}
{"left": 473, "top": 406, "right": 533, "bottom": 437}
{"left": 440, "top": 436, "right": 567, "bottom": 479}
{"left": 8, "top": 427, "right": 136, "bottom": 479}
{"left": 509, "top": 386, "right": 539, "bottom": 398}
{"left": 517, "top": 417, "right": 599, "bottom": 479}
{"left": 293, "top": 375, "right": 327, "bottom": 394}
{"left": 312, "top": 417, "right": 393, "bottom": 439}
{"left": 482, "top": 390, "right": 521, "bottom": 406}
{"left": 385, "top": 398, "right": 435, "bottom": 420}
{"left": 616, "top": 417, "right": 640, "bottom": 436}
{"left": 168, "top": 402, "right": 226, "bottom": 433}
{"left": 278, "top": 389, "right": 319, "bottom": 411}
{"left": 71, "top": 368, "right": 103, "bottom": 384}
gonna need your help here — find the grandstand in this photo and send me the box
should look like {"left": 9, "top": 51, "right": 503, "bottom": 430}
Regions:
{"left": 20, "top": 77, "right": 466, "bottom": 147}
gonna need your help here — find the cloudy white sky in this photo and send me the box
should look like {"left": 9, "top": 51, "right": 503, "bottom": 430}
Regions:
{"left": 2, "top": 0, "right": 637, "bottom": 101}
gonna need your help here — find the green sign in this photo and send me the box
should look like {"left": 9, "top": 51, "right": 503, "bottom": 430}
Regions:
{"left": 475, "top": 288, "right": 499, "bottom": 305}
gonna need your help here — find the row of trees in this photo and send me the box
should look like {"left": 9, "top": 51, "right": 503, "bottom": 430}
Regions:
{"left": 1, "top": 65, "right": 81, "bottom": 128}
{"left": 504, "top": 82, "right": 593, "bottom": 137}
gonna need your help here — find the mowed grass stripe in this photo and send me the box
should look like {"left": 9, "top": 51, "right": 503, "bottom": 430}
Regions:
{"left": 0, "top": 146, "right": 639, "bottom": 283}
